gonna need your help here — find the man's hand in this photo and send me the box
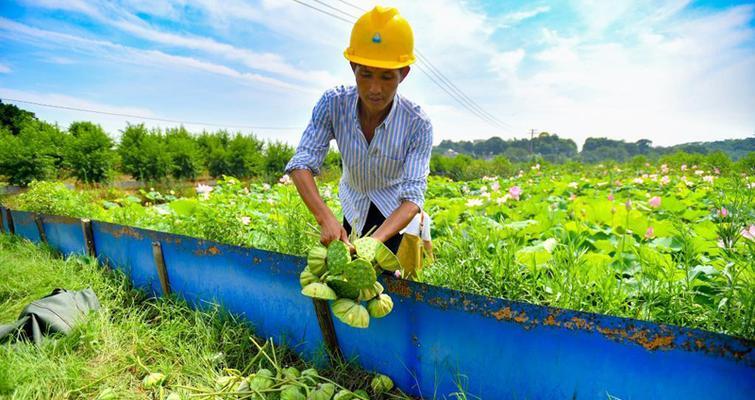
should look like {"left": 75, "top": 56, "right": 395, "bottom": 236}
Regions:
{"left": 319, "top": 215, "right": 351, "bottom": 248}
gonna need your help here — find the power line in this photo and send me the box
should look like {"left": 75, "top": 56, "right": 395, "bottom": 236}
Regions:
{"left": 287, "top": 0, "right": 514, "bottom": 132}
{"left": 0, "top": 98, "right": 302, "bottom": 131}
{"left": 333, "top": 0, "right": 366, "bottom": 12}
{"left": 309, "top": 0, "right": 359, "bottom": 20}
{"left": 289, "top": 0, "right": 353, "bottom": 24}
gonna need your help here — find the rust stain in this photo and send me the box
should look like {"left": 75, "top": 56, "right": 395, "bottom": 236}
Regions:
{"left": 570, "top": 317, "right": 593, "bottom": 330}
{"left": 514, "top": 312, "right": 529, "bottom": 324}
{"left": 414, "top": 291, "right": 424, "bottom": 302}
{"left": 544, "top": 315, "right": 560, "bottom": 327}
{"left": 252, "top": 256, "right": 262, "bottom": 264}
{"left": 629, "top": 330, "right": 675, "bottom": 351}
{"left": 385, "top": 278, "right": 411, "bottom": 298}
{"left": 104, "top": 224, "right": 143, "bottom": 239}
{"left": 493, "top": 307, "right": 513, "bottom": 321}
{"left": 194, "top": 245, "right": 222, "bottom": 256}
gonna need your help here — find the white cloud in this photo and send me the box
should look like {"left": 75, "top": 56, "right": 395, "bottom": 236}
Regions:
{"left": 0, "top": 62, "right": 10, "bottom": 73}
{"left": 495, "top": 5, "right": 551, "bottom": 28}
{"left": 0, "top": 18, "right": 316, "bottom": 93}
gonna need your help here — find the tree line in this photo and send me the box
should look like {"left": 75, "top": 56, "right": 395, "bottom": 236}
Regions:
{"left": 0, "top": 101, "right": 340, "bottom": 186}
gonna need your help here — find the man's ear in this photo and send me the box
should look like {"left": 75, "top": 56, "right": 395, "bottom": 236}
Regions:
{"left": 399, "top": 66, "right": 411, "bottom": 82}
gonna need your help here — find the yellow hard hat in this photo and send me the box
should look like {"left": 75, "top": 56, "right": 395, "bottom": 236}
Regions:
{"left": 344, "top": 6, "right": 416, "bottom": 69}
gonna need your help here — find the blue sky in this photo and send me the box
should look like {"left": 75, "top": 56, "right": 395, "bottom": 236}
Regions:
{"left": 0, "top": 0, "right": 753, "bottom": 148}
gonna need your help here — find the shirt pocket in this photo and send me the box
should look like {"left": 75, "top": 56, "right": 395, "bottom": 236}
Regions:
{"left": 371, "top": 149, "right": 404, "bottom": 181}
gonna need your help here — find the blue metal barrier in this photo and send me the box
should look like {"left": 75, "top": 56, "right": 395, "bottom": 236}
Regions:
{"left": 0, "top": 206, "right": 6, "bottom": 234}
{"left": 4, "top": 210, "right": 753, "bottom": 399}
{"left": 156, "top": 233, "right": 329, "bottom": 362}
{"left": 90, "top": 221, "right": 164, "bottom": 297}
{"left": 41, "top": 215, "right": 87, "bottom": 257}
{"left": 9, "top": 210, "right": 41, "bottom": 243}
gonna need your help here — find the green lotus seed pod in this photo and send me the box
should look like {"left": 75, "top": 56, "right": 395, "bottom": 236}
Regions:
{"left": 142, "top": 372, "right": 166, "bottom": 389}
{"left": 367, "top": 294, "right": 393, "bottom": 318}
{"left": 370, "top": 374, "right": 394, "bottom": 394}
{"left": 331, "top": 298, "right": 358, "bottom": 323}
{"left": 327, "top": 276, "right": 360, "bottom": 299}
{"left": 249, "top": 368, "right": 274, "bottom": 391}
{"left": 344, "top": 303, "right": 370, "bottom": 328}
{"left": 333, "top": 389, "right": 356, "bottom": 400}
{"left": 301, "top": 282, "right": 337, "bottom": 300}
{"left": 307, "top": 245, "right": 328, "bottom": 276}
{"left": 281, "top": 384, "right": 306, "bottom": 400}
{"left": 375, "top": 242, "right": 401, "bottom": 271}
{"left": 300, "top": 268, "right": 319, "bottom": 288}
{"left": 354, "top": 389, "right": 370, "bottom": 400}
{"left": 353, "top": 237, "right": 380, "bottom": 262}
{"left": 359, "top": 281, "right": 384, "bottom": 301}
{"left": 283, "top": 366, "right": 301, "bottom": 380}
{"left": 344, "top": 258, "right": 377, "bottom": 289}
{"left": 327, "top": 240, "right": 351, "bottom": 275}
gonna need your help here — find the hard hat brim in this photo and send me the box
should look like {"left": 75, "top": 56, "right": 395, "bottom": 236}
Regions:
{"left": 344, "top": 51, "right": 415, "bottom": 70}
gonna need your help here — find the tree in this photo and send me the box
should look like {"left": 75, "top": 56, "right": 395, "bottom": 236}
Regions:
{"left": 0, "top": 101, "right": 36, "bottom": 136}
{"left": 264, "top": 141, "right": 295, "bottom": 181}
{"left": 0, "top": 120, "right": 65, "bottom": 186}
{"left": 65, "top": 121, "right": 114, "bottom": 183}
{"left": 226, "top": 133, "right": 264, "bottom": 179}
{"left": 118, "top": 123, "right": 172, "bottom": 182}
{"left": 165, "top": 127, "right": 203, "bottom": 180}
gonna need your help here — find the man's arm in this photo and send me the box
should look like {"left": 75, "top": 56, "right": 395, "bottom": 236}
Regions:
{"left": 285, "top": 90, "right": 350, "bottom": 247}
{"left": 290, "top": 169, "right": 350, "bottom": 246}
{"left": 372, "top": 120, "right": 433, "bottom": 243}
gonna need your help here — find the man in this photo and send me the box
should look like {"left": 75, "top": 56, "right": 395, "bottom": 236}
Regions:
{"left": 285, "top": 6, "right": 432, "bottom": 253}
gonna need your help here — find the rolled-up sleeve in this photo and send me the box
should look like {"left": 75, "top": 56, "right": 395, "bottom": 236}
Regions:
{"left": 399, "top": 120, "right": 433, "bottom": 209}
{"left": 284, "top": 91, "right": 334, "bottom": 176}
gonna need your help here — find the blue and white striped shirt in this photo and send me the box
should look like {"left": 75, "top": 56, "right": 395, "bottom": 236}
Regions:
{"left": 285, "top": 85, "right": 433, "bottom": 235}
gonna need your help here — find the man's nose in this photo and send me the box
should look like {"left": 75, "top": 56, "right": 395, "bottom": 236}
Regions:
{"left": 369, "top": 80, "right": 381, "bottom": 94}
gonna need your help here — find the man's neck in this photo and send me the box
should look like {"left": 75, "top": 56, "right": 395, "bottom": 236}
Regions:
{"left": 358, "top": 99, "right": 392, "bottom": 127}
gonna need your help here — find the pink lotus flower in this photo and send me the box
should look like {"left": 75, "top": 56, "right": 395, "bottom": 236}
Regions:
{"left": 278, "top": 174, "right": 292, "bottom": 185}
{"left": 633, "top": 177, "right": 644, "bottom": 185}
{"left": 720, "top": 207, "right": 729, "bottom": 218}
{"left": 742, "top": 225, "right": 755, "bottom": 241}
{"left": 394, "top": 270, "right": 402, "bottom": 278}
{"left": 625, "top": 199, "right": 633, "bottom": 210}
{"left": 644, "top": 227, "right": 655, "bottom": 239}
{"left": 714, "top": 167, "right": 720, "bottom": 175}
{"left": 648, "top": 196, "right": 661, "bottom": 208}
{"left": 607, "top": 193, "right": 615, "bottom": 201}
{"left": 660, "top": 175, "right": 670, "bottom": 185}
{"left": 681, "top": 164, "right": 688, "bottom": 171}
{"left": 703, "top": 175, "right": 714, "bottom": 184}
{"left": 661, "top": 164, "right": 669, "bottom": 174}
{"left": 569, "top": 193, "right": 577, "bottom": 201}
{"left": 490, "top": 181, "right": 501, "bottom": 192}
{"left": 509, "top": 186, "right": 522, "bottom": 201}
{"left": 240, "top": 216, "right": 251, "bottom": 225}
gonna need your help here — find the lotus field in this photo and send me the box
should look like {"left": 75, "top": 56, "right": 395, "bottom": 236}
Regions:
{"left": 5, "top": 161, "right": 754, "bottom": 339}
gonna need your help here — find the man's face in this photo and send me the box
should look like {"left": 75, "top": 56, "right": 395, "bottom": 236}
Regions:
{"left": 353, "top": 64, "right": 408, "bottom": 115}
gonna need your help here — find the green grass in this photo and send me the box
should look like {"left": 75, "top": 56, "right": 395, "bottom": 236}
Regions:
{"left": 0, "top": 235, "right": 413, "bottom": 399}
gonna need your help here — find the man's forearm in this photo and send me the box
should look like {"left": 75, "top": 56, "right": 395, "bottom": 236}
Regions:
{"left": 372, "top": 200, "right": 419, "bottom": 243}
{"left": 289, "top": 169, "right": 336, "bottom": 225}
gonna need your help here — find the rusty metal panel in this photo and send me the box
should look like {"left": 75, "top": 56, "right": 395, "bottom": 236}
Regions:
{"left": 9, "top": 210, "right": 41, "bottom": 243}
{"left": 332, "top": 276, "right": 753, "bottom": 399}
{"left": 90, "top": 221, "right": 164, "bottom": 297}
{"left": 154, "top": 232, "right": 329, "bottom": 363}
{"left": 40, "top": 214, "right": 87, "bottom": 257}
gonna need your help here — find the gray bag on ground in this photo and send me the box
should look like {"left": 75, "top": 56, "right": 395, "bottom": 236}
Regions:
{"left": 0, "top": 288, "right": 100, "bottom": 345}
